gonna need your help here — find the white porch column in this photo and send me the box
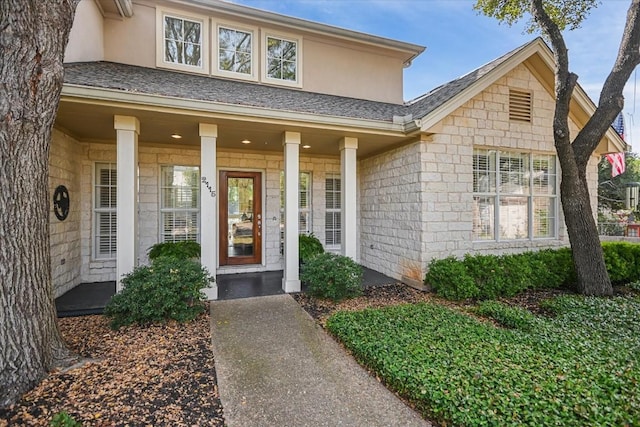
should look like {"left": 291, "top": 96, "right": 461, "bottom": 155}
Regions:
{"left": 283, "top": 131, "right": 301, "bottom": 292}
{"left": 114, "top": 115, "right": 139, "bottom": 292}
{"left": 199, "top": 123, "right": 218, "bottom": 300}
{"left": 340, "top": 137, "right": 358, "bottom": 260}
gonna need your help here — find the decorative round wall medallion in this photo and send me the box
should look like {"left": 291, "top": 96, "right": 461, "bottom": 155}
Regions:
{"left": 53, "top": 185, "right": 70, "bottom": 221}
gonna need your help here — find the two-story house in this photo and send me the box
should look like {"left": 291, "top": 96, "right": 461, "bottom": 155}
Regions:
{"left": 50, "top": 0, "right": 625, "bottom": 299}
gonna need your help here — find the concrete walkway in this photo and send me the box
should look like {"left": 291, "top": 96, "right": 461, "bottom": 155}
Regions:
{"left": 210, "top": 295, "right": 431, "bottom": 427}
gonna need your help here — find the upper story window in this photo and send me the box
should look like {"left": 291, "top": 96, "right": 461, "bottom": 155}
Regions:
{"left": 156, "top": 9, "right": 209, "bottom": 74}
{"left": 217, "top": 25, "right": 255, "bottom": 79}
{"left": 263, "top": 33, "right": 302, "bottom": 87}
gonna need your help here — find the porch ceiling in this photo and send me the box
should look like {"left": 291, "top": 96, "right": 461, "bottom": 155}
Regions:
{"left": 55, "top": 100, "right": 413, "bottom": 157}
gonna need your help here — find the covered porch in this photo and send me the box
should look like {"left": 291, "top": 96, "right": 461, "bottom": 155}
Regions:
{"left": 52, "top": 67, "right": 416, "bottom": 300}
{"left": 55, "top": 267, "right": 399, "bottom": 317}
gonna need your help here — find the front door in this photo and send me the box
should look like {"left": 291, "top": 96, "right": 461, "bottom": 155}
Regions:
{"left": 219, "top": 171, "right": 262, "bottom": 265}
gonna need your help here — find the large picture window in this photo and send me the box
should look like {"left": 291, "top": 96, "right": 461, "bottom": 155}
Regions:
{"left": 160, "top": 166, "right": 200, "bottom": 242}
{"left": 94, "top": 163, "right": 117, "bottom": 259}
{"left": 325, "top": 174, "right": 341, "bottom": 247}
{"left": 218, "top": 26, "right": 253, "bottom": 76}
{"left": 473, "top": 149, "right": 557, "bottom": 241}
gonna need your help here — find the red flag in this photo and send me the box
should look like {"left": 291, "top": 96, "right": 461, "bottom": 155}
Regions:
{"left": 606, "top": 152, "right": 626, "bottom": 177}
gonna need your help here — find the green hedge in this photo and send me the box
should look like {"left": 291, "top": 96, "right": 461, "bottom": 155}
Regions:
{"left": 425, "top": 243, "right": 640, "bottom": 300}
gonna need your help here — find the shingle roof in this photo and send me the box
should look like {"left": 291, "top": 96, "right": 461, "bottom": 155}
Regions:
{"left": 63, "top": 40, "right": 533, "bottom": 126}
{"left": 63, "top": 62, "right": 407, "bottom": 122}
{"left": 405, "top": 41, "right": 532, "bottom": 119}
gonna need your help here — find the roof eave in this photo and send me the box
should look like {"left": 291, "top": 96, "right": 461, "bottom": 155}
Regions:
{"left": 60, "top": 83, "right": 408, "bottom": 136}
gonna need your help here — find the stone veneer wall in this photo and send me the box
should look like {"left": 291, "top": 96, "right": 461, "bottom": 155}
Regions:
{"left": 49, "top": 129, "right": 82, "bottom": 297}
{"left": 359, "top": 63, "right": 601, "bottom": 281}
{"left": 78, "top": 142, "right": 340, "bottom": 281}
{"left": 359, "top": 142, "right": 427, "bottom": 281}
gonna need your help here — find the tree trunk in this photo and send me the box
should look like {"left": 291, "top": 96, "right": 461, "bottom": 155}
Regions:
{"left": 560, "top": 166, "right": 613, "bottom": 296}
{"left": 0, "top": 0, "right": 80, "bottom": 409}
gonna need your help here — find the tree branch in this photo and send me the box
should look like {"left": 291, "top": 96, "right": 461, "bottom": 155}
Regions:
{"left": 573, "top": 0, "right": 640, "bottom": 169}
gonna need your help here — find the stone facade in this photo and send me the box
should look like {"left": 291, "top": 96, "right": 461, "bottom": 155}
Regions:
{"left": 358, "top": 63, "right": 600, "bottom": 281}
{"left": 49, "top": 130, "right": 82, "bottom": 297}
{"left": 71, "top": 139, "right": 340, "bottom": 282}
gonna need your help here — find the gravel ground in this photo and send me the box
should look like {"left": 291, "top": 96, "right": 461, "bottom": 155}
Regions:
{"left": 0, "top": 306, "right": 224, "bottom": 427}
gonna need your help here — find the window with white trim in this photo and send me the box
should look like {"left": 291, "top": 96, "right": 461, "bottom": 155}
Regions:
{"left": 280, "top": 172, "right": 311, "bottom": 253}
{"left": 94, "top": 163, "right": 117, "bottom": 259}
{"left": 264, "top": 34, "right": 300, "bottom": 85}
{"left": 160, "top": 166, "right": 200, "bottom": 242}
{"left": 217, "top": 25, "right": 254, "bottom": 77}
{"left": 473, "top": 149, "right": 557, "bottom": 240}
{"left": 325, "top": 174, "right": 341, "bottom": 247}
{"left": 157, "top": 9, "right": 208, "bottom": 73}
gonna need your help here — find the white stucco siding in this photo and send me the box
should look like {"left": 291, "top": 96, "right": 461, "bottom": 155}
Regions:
{"left": 50, "top": 129, "right": 83, "bottom": 297}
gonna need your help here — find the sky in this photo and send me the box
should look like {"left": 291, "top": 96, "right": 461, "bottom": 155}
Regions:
{"left": 230, "top": 0, "right": 638, "bottom": 150}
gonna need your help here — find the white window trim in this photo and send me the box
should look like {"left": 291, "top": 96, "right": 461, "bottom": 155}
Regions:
{"left": 212, "top": 20, "right": 258, "bottom": 82}
{"left": 159, "top": 165, "right": 201, "bottom": 243}
{"left": 261, "top": 30, "right": 303, "bottom": 88}
{"left": 93, "top": 162, "right": 117, "bottom": 260}
{"left": 472, "top": 148, "right": 558, "bottom": 242}
{"left": 155, "top": 8, "right": 210, "bottom": 74}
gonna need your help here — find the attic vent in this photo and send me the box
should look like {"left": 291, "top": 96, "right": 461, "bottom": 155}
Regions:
{"left": 509, "top": 89, "right": 532, "bottom": 122}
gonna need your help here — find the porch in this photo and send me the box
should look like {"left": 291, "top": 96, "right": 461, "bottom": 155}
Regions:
{"left": 55, "top": 267, "right": 398, "bottom": 317}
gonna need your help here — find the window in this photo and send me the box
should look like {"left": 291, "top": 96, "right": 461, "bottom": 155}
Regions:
{"left": 157, "top": 9, "right": 208, "bottom": 73}
{"left": 217, "top": 26, "right": 253, "bottom": 77}
{"left": 509, "top": 89, "right": 532, "bottom": 122}
{"left": 280, "top": 172, "right": 311, "bottom": 253}
{"left": 160, "top": 166, "right": 200, "bottom": 242}
{"left": 325, "top": 174, "right": 341, "bottom": 247}
{"left": 264, "top": 34, "right": 301, "bottom": 86}
{"left": 94, "top": 163, "right": 117, "bottom": 259}
{"left": 473, "top": 149, "right": 556, "bottom": 240}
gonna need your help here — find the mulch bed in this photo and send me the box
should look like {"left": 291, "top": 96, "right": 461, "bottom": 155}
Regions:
{"left": 0, "top": 306, "right": 224, "bottom": 426}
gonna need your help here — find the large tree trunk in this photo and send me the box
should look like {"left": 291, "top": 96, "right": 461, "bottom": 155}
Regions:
{"left": 560, "top": 163, "right": 613, "bottom": 295}
{"left": 0, "top": 0, "right": 80, "bottom": 409}
{"left": 530, "top": 0, "right": 640, "bottom": 296}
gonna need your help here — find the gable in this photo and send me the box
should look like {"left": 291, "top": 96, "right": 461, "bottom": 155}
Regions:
{"left": 412, "top": 38, "right": 625, "bottom": 155}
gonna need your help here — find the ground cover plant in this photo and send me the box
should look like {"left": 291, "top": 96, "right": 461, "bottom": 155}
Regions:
{"left": 326, "top": 295, "right": 640, "bottom": 426}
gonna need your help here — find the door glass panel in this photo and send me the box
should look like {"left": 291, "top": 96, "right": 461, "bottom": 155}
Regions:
{"left": 227, "top": 177, "right": 254, "bottom": 258}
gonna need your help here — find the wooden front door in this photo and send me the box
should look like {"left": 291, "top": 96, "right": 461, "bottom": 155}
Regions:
{"left": 219, "top": 171, "right": 262, "bottom": 265}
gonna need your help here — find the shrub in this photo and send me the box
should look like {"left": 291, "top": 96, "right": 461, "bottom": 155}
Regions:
{"left": 105, "top": 257, "right": 213, "bottom": 329}
{"left": 602, "top": 241, "right": 640, "bottom": 284}
{"left": 302, "top": 252, "right": 363, "bottom": 301}
{"left": 147, "top": 240, "right": 201, "bottom": 261}
{"left": 473, "top": 300, "right": 537, "bottom": 330}
{"left": 425, "top": 256, "right": 477, "bottom": 300}
{"left": 299, "top": 233, "right": 324, "bottom": 263}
